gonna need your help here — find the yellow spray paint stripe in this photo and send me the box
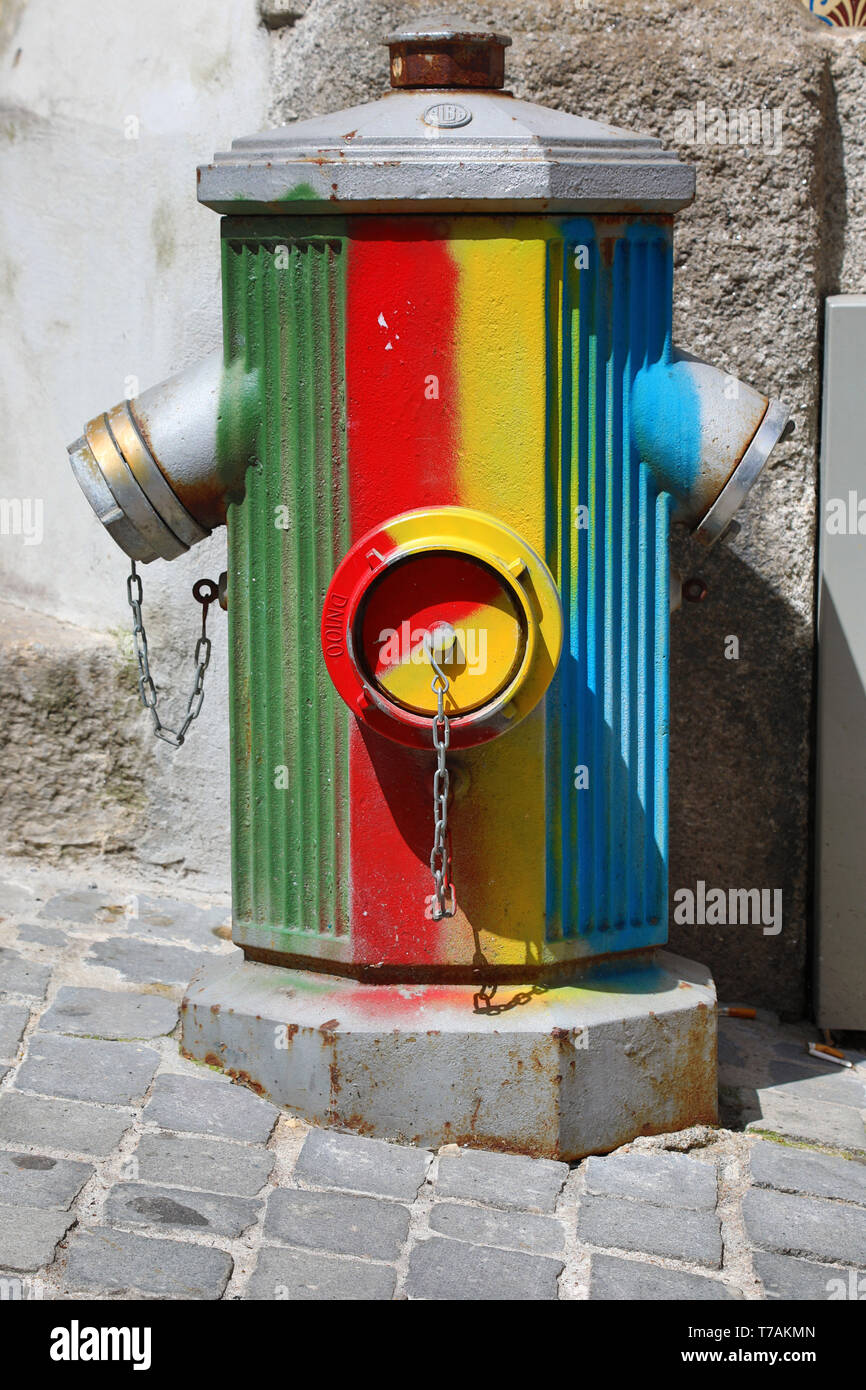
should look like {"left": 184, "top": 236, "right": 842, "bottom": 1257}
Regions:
{"left": 448, "top": 220, "right": 560, "bottom": 963}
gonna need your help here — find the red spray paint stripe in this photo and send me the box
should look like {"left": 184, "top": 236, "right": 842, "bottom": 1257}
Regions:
{"left": 345, "top": 220, "right": 461, "bottom": 963}
{"left": 345, "top": 219, "right": 461, "bottom": 535}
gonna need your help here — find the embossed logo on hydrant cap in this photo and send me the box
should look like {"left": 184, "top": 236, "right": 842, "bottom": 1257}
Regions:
{"left": 422, "top": 102, "right": 472, "bottom": 129}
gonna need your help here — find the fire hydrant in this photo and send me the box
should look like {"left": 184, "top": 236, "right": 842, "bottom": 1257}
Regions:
{"left": 68, "top": 24, "right": 789, "bottom": 1158}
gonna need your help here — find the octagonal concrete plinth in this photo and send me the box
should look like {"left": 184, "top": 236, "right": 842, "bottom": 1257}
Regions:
{"left": 181, "top": 950, "right": 717, "bottom": 1160}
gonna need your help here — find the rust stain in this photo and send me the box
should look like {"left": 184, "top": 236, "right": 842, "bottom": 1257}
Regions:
{"left": 447, "top": 1131, "right": 557, "bottom": 1159}
{"left": 387, "top": 39, "right": 506, "bottom": 90}
{"left": 226, "top": 1068, "right": 267, "bottom": 1097}
{"left": 341, "top": 1112, "right": 376, "bottom": 1136}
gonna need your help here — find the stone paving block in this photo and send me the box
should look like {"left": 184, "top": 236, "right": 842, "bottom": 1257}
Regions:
{"left": 754, "top": 1251, "right": 866, "bottom": 1301}
{"left": 743, "top": 1187, "right": 866, "bottom": 1267}
{"left": 41, "top": 986, "right": 178, "bottom": 1040}
{"left": 125, "top": 894, "right": 230, "bottom": 945}
{"left": 0, "top": 1205, "right": 75, "bottom": 1272}
{"left": 264, "top": 1188, "right": 409, "bottom": 1261}
{"left": 406, "top": 1235, "right": 563, "bottom": 1300}
{"left": 143, "top": 1073, "right": 278, "bottom": 1143}
{"left": 245, "top": 1245, "right": 396, "bottom": 1300}
{"left": 0, "top": 950, "right": 51, "bottom": 999}
{"left": 0, "top": 1149, "right": 92, "bottom": 1209}
{"left": 0, "top": 1092, "right": 132, "bottom": 1156}
{"left": 16, "top": 924, "right": 64, "bottom": 946}
{"left": 589, "top": 1253, "right": 737, "bottom": 1300}
{"left": 429, "top": 1202, "right": 565, "bottom": 1256}
{"left": 748, "top": 1090, "right": 866, "bottom": 1154}
{"left": 85, "top": 937, "right": 211, "bottom": 987}
{"left": 0, "top": 882, "right": 39, "bottom": 916}
{"left": 584, "top": 1150, "right": 717, "bottom": 1211}
{"left": 0, "top": 1002, "right": 29, "bottom": 1059}
{"left": 717, "top": 1025, "right": 746, "bottom": 1069}
{"left": 750, "top": 1139, "right": 866, "bottom": 1207}
{"left": 294, "top": 1127, "right": 431, "bottom": 1200}
{"left": 769, "top": 1068, "right": 866, "bottom": 1110}
{"left": 435, "top": 1148, "right": 568, "bottom": 1212}
{"left": 63, "top": 1226, "right": 233, "bottom": 1298}
{"left": 41, "top": 889, "right": 124, "bottom": 924}
{"left": 133, "top": 1132, "right": 274, "bottom": 1196}
{"left": 16, "top": 1033, "right": 160, "bottom": 1105}
{"left": 105, "top": 1183, "right": 260, "bottom": 1238}
{"left": 577, "top": 1193, "right": 722, "bottom": 1269}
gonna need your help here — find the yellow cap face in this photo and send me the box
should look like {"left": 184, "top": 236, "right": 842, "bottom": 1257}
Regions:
{"left": 358, "top": 551, "right": 527, "bottom": 716}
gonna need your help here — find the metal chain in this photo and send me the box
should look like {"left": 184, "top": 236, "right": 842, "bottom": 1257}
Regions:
{"left": 427, "top": 636, "right": 456, "bottom": 920}
{"left": 126, "top": 560, "right": 218, "bottom": 748}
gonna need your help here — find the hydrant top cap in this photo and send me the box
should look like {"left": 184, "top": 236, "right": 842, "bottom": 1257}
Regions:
{"left": 385, "top": 19, "right": 512, "bottom": 89}
{"left": 197, "top": 24, "right": 695, "bottom": 215}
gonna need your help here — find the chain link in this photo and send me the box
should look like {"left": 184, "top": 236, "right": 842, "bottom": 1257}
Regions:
{"left": 126, "top": 560, "right": 218, "bottom": 748}
{"left": 426, "top": 634, "right": 456, "bottom": 921}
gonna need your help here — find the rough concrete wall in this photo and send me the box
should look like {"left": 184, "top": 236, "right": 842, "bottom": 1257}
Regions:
{"left": 2, "top": 0, "right": 864, "bottom": 1013}
{"left": 263, "top": 0, "right": 859, "bottom": 1016}
{"left": 0, "top": 602, "right": 145, "bottom": 859}
{"left": 0, "top": 0, "right": 269, "bottom": 886}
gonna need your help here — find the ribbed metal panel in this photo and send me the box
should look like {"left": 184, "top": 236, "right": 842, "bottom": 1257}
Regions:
{"left": 223, "top": 232, "right": 351, "bottom": 951}
{"left": 546, "top": 221, "right": 672, "bottom": 948}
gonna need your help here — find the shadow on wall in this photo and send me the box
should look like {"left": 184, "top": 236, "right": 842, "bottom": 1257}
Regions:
{"left": 668, "top": 534, "right": 814, "bottom": 1021}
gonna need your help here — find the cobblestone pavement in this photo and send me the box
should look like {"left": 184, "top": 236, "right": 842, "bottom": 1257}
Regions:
{"left": 0, "top": 859, "right": 864, "bottom": 1300}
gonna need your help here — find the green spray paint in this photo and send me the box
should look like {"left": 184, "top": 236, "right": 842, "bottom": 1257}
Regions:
{"left": 220, "top": 219, "right": 351, "bottom": 961}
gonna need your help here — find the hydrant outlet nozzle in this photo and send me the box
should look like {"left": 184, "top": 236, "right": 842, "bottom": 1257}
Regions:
{"left": 67, "top": 351, "right": 255, "bottom": 564}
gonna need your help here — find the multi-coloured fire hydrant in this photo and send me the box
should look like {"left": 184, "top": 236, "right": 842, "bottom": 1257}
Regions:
{"left": 68, "top": 24, "right": 789, "bottom": 1158}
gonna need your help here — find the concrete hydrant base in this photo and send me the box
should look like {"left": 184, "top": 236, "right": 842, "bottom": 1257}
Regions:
{"left": 181, "top": 950, "right": 717, "bottom": 1160}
